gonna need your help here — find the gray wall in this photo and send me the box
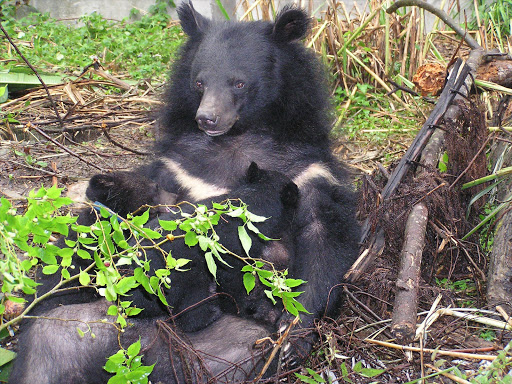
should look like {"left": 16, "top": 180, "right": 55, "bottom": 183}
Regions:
{"left": 30, "top": 0, "right": 472, "bottom": 24}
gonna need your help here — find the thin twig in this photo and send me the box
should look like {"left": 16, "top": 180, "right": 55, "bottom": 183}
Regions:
{"left": 27, "top": 123, "right": 105, "bottom": 172}
{"left": 365, "top": 339, "right": 497, "bottom": 361}
{"left": 101, "top": 126, "right": 151, "bottom": 156}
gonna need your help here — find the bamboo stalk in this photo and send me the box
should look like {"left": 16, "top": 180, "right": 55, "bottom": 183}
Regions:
{"left": 462, "top": 166, "right": 512, "bottom": 190}
{"left": 365, "top": 339, "right": 498, "bottom": 361}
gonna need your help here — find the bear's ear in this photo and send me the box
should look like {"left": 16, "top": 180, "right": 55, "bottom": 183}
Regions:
{"left": 272, "top": 6, "right": 310, "bottom": 43}
{"left": 246, "top": 162, "right": 263, "bottom": 183}
{"left": 178, "top": 1, "right": 210, "bottom": 37}
{"left": 280, "top": 181, "right": 299, "bottom": 208}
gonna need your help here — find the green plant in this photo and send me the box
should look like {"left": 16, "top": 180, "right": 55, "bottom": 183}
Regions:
{"left": 104, "top": 339, "right": 154, "bottom": 384}
{"left": 13, "top": 149, "right": 47, "bottom": 168}
{"left": 469, "top": 0, "right": 512, "bottom": 45}
{"left": 479, "top": 329, "right": 496, "bottom": 342}
{"left": 0, "top": 185, "right": 308, "bottom": 378}
{"left": 1, "top": 11, "right": 184, "bottom": 81}
{"left": 0, "top": 186, "right": 306, "bottom": 328}
{"left": 295, "top": 368, "right": 325, "bottom": 383}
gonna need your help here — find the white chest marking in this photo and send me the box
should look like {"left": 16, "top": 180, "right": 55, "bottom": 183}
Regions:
{"left": 163, "top": 158, "right": 230, "bottom": 201}
{"left": 293, "top": 163, "right": 340, "bottom": 188}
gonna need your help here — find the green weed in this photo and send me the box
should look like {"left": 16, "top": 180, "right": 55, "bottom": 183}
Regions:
{"left": 1, "top": 10, "right": 184, "bottom": 81}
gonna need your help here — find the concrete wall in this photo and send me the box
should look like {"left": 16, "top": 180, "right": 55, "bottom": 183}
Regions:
{"left": 29, "top": 0, "right": 472, "bottom": 28}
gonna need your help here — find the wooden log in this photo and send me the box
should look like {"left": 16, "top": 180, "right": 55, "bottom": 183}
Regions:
{"left": 477, "top": 60, "right": 512, "bottom": 88}
{"left": 487, "top": 208, "right": 512, "bottom": 312}
{"left": 390, "top": 203, "right": 429, "bottom": 343}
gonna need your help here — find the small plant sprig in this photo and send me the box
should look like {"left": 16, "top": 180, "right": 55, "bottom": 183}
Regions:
{"left": 104, "top": 339, "right": 154, "bottom": 384}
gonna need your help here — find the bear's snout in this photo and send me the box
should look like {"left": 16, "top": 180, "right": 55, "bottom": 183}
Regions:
{"left": 196, "top": 113, "right": 219, "bottom": 132}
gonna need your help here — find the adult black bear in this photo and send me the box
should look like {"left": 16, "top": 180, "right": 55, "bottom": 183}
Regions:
{"left": 88, "top": 1, "right": 360, "bottom": 361}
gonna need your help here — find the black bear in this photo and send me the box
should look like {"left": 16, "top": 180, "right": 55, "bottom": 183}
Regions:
{"left": 115, "top": 161, "right": 300, "bottom": 332}
{"left": 88, "top": 1, "right": 360, "bottom": 361}
{"left": 10, "top": 3, "right": 361, "bottom": 382}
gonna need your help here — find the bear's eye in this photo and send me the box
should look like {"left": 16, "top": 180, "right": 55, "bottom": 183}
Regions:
{"left": 234, "top": 81, "right": 245, "bottom": 89}
{"left": 195, "top": 80, "right": 204, "bottom": 90}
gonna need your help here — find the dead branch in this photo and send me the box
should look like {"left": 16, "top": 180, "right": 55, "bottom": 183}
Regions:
{"left": 390, "top": 203, "right": 428, "bottom": 344}
{"left": 350, "top": 59, "right": 473, "bottom": 283}
{"left": 386, "top": 0, "right": 481, "bottom": 50}
{"left": 366, "top": 339, "right": 498, "bottom": 361}
{"left": 91, "top": 68, "right": 133, "bottom": 91}
{"left": 27, "top": 123, "right": 105, "bottom": 172}
{"left": 487, "top": 208, "right": 512, "bottom": 312}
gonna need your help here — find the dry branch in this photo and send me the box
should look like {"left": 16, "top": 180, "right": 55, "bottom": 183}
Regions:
{"left": 390, "top": 203, "right": 428, "bottom": 344}
{"left": 386, "top": 0, "right": 481, "bottom": 50}
{"left": 365, "top": 339, "right": 498, "bottom": 361}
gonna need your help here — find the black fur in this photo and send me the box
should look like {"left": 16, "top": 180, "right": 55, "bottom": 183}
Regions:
{"left": 126, "top": 162, "right": 300, "bottom": 332}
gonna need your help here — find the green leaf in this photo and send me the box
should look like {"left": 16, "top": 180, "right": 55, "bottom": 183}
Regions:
{"left": 306, "top": 368, "right": 325, "bottom": 382}
{"left": 79, "top": 270, "right": 91, "bottom": 286}
{"left": 107, "top": 305, "right": 119, "bottom": 316}
{"left": 100, "top": 206, "right": 111, "bottom": 218}
{"left": 243, "top": 273, "right": 256, "bottom": 294}
{"left": 353, "top": 361, "right": 385, "bottom": 378}
{"left": 158, "top": 219, "right": 177, "bottom": 231}
{"left": 42, "top": 265, "right": 59, "bottom": 275}
{"left": 76, "top": 327, "right": 85, "bottom": 338}
{"left": 238, "top": 225, "right": 252, "bottom": 255}
{"left": 184, "top": 231, "right": 198, "bottom": 247}
{"left": 0, "top": 347, "right": 16, "bottom": 366}
{"left": 77, "top": 249, "right": 92, "bottom": 260}
{"left": 115, "top": 276, "right": 138, "bottom": 295}
{"left": 125, "top": 307, "right": 143, "bottom": 317}
{"left": 204, "top": 252, "right": 217, "bottom": 280}
{"left": 141, "top": 227, "right": 161, "bottom": 239}
{"left": 127, "top": 340, "right": 141, "bottom": 357}
{"left": 284, "top": 278, "right": 305, "bottom": 288}
{"left": 131, "top": 209, "right": 150, "bottom": 227}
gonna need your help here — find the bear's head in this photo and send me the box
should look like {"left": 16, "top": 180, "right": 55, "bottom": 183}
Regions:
{"left": 176, "top": 2, "right": 311, "bottom": 137}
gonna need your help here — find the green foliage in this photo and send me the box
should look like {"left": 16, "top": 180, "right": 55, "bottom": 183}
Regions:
{"left": 295, "top": 368, "right": 325, "bottom": 383}
{"left": 0, "top": 185, "right": 75, "bottom": 308}
{"left": 0, "top": 0, "right": 17, "bottom": 19}
{"left": 333, "top": 84, "right": 419, "bottom": 145}
{"left": 469, "top": 0, "right": 512, "bottom": 42}
{"left": 0, "top": 186, "right": 306, "bottom": 325}
{"left": 0, "top": 10, "right": 184, "bottom": 81}
{"left": 13, "top": 149, "right": 48, "bottom": 168}
{"left": 438, "top": 151, "right": 449, "bottom": 173}
{"left": 479, "top": 329, "right": 496, "bottom": 342}
{"left": 0, "top": 186, "right": 307, "bottom": 378}
{"left": 104, "top": 339, "right": 154, "bottom": 384}
{"left": 352, "top": 361, "right": 385, "bottom": 378}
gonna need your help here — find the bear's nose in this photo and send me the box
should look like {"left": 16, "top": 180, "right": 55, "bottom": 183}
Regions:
{"left": 196, "top": 113, "right": 219, "bottom": 131}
